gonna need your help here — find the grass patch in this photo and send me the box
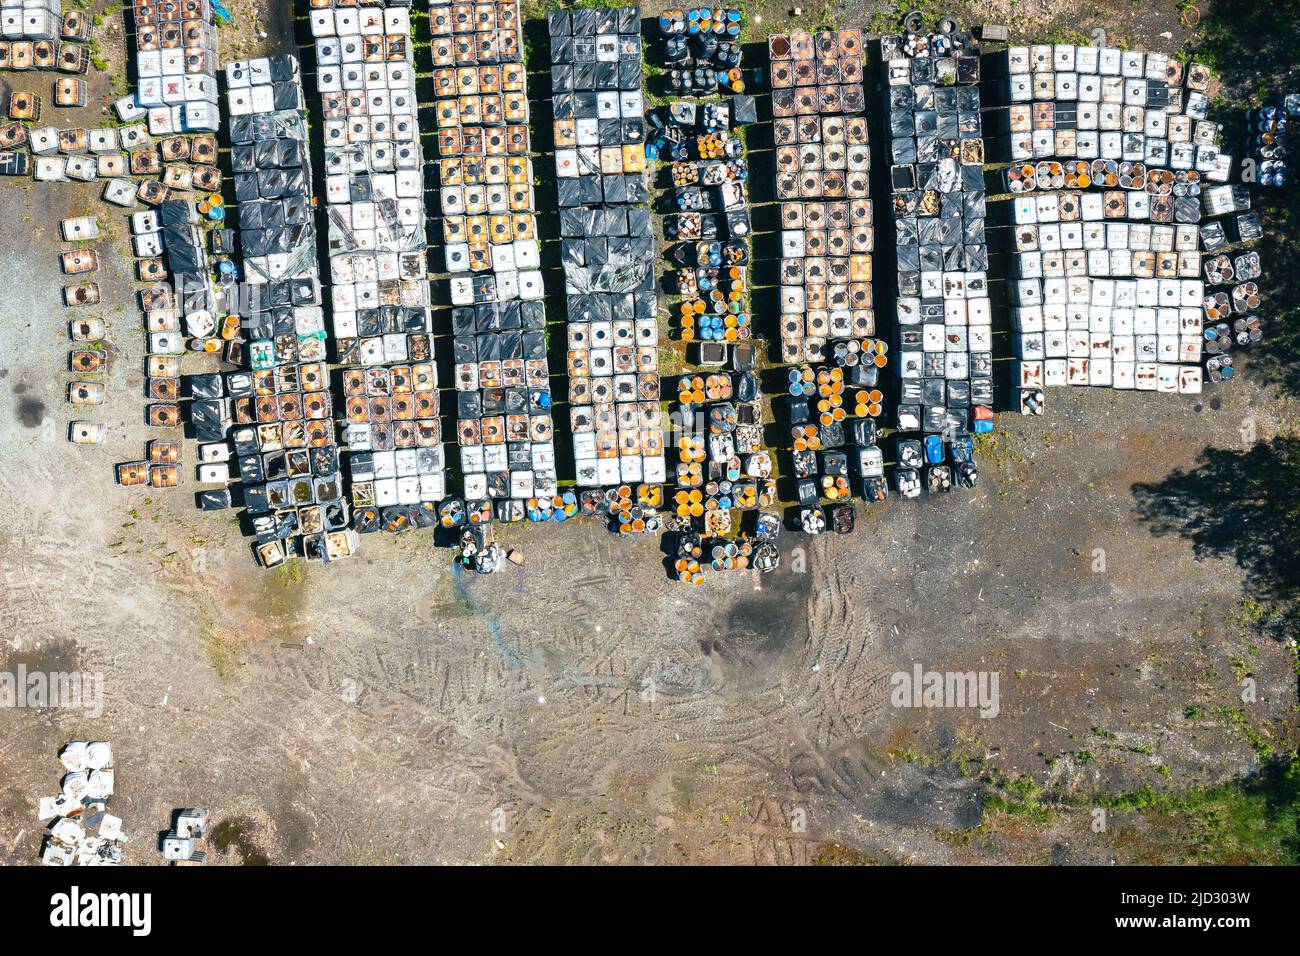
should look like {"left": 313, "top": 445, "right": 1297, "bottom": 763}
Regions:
{"left": 886, "top": 747, "right": 923, "bottom": 763}
{"left": 810, "top": 842, "right": 882, "bottom": 865}
{"left": 275, "top": 556, "right": 305, "bottom": 587}
{"left": 866, "top": 1, "right": 937, "bottom": 35}
{"left": 965, "top": 757, "right": 1300, "bottom": 864}
{"left": 979, "top": 773, "right": 1058, "bottom": 825}
{"left": 1093, "top": 757, "right": 1300, "bottom": 864}
{"left": 1045, "top": 26, "right": 1092, "bottom": 47}
{"left": 202, "top": 630, "right": 246, "bottom": 683}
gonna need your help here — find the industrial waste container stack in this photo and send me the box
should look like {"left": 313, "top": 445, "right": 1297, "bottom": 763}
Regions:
{"left": 1009, "top": 187, "right": 1208, "bottom": 399}
{"left": 37, "top": 7, "right": 1294, "bottom": 572}
{"left": 114, "top": 197, "right": 216, "bottom": 489}
{"left": 429, "top": 0, "right": 555, "bottom": 520}
{"left": 648, "top": 10, "right": 779, "bottom": 575}
{"left": 159, "top": 197, "right": 215, "bottom": 338}
{"left": 1246, "top": 96, "right": 1295, "bottom": 189}
{"left": 0, "top": 0, "right": 91, "bottom": 88}
{"left": 62, "top": 218, "right": 108, "bottom": 452}
{"left": 547, "top": 7, "right": 664, "bottom": 494}
{"left": 881, "top": 19, "right": 989, "bottom": 498}
{"left": 127, "top": 0, "right": 221, "bottom": 135}
{"left": 306, "top": 0, "right": 446, "bottom": 535}
{"left": 997, "top": 46, "right": 1229, "bottom": 184}
{"left": 1199, "top": 183, "right": 1265, "bottom": 382}
{"left": 162, "top": 199, "right": 214, "bottom": 480}
{"left": 769, "top": 28, "right": 890, "bottom": 525}
{"left": 999, "top": 46, "right": 1231, "bottom": 402}
{"left": 222, "top": 55, "right": 355, "bottom": 567}
{"left": 1, "top": 0, "right": 227, "bottom": 196}
{"left": 1, "top": 0, "right": 220, "bottom": 188}
{"left": 1, "top": 0, "right": 61, "bottom": 40}
{"left": 771, "top": 29, "right": 870, "bottom": 364}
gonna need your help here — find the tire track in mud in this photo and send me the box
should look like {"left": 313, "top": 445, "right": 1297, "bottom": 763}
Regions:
{"left": 243, "top": 618, "right": 566, "bottom": 822}
{"left": 793, "top": 549, "right": 896, "bottom": 750}
{"left": 147, "top": 648, "right": 507, "bottom": 861}
{"left": 723, "top": 540, "right": 986, "bottom": 837}
{"left": 2, "top": 441, "right": 981, "bottom": 863}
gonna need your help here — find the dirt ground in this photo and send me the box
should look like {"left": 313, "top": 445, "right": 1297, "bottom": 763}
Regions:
{"left": 0, "top": 0, "right": 1297, "bottom": 865}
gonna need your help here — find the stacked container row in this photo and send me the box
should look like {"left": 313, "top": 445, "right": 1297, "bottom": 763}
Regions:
{"left": 127, "top": 0, "right": 221, "bottom": 135}
{"left": 994, "top": 45, "right": 1228, "bottom": 181}
{"left": 222, "top": 55, "right": 355, "bottom": 566}
{"left": 1001, "top": 50, "right": 1233, "bottom": 404}
{"left": 881, "top": 25, "right": 992, "bottom": 495}
{"left": 771, "top": 29, "right": 873, "bottom": 366}
{"left": 548, "top": 6, "right": 664, "bottom": 489}
{"left": 0, "top": 0, "right": 61, "bottom": 41}
{"left": 430, "top": 0, "right": 556, "bottom": 511}
{"left": 307, "top": 0, "right": 447, "bottom": 530}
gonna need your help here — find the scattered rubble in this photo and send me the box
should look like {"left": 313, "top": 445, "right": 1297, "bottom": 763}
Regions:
{"left": 162, "top": 807, "right": 210, "bottom": 865}
{"left": 40, "top": 741, "right": 127, "bottom": 867}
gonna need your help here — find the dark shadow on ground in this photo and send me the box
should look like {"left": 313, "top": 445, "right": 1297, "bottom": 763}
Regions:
{"left": 1131, "top": 437, "right": 1300, "bottom": 641}
{"left": 1133, "top": 0, "right": 1300, "bottom": 636}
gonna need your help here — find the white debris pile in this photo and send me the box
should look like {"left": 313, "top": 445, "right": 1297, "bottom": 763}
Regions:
{"left": 39, "top": 741, "right": 127, "bottom": 866}
{"left": 163, "top": 808, "right": 210, "bottom": 865}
